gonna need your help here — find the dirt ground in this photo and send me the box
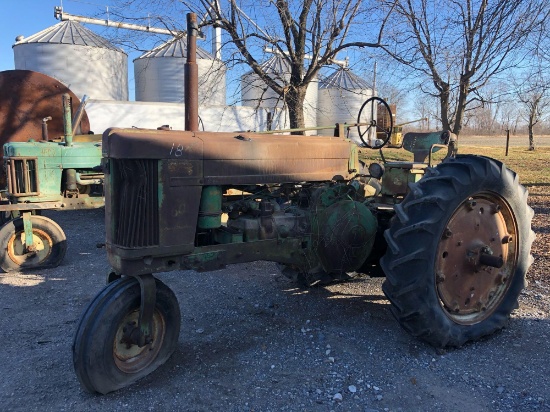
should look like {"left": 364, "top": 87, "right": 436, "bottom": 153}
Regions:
{"left": 0, "top": 187, "right": 549, "bottom": 411}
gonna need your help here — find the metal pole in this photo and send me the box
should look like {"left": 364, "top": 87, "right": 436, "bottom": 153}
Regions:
{"left": 371, "top": 61, "right": 377, "bottom": 144}
{"left": 62, "top": 93, "right": 73, "bottom": 147}
{"left": 71, "top": 95, "right": 89, "bottom": 136}
{"left": 54, "top": 6, "right": 183, "bottom": 36}
{"left": 185, "top": 13, "right": 199, "bottom": 132}
{"left": 505, "top": 129, "right": 510, "bottom": 156}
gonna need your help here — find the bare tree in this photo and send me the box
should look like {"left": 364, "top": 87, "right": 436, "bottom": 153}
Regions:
{"left": 107, "top": 0, "right": 391, "bottom": 133}
{"left": 378, "top": 0, "right": 549, "bottom": 136}
{"left": 196, "top": 0, "right": 394, "bottom": 133}
{"left": 515, "top": 73, "right": 550, "bottom": 150}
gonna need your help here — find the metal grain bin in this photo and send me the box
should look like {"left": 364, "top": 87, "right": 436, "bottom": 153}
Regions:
{"left": 13, "top": 21, "right": 128, "bottom": 101}
{"left": 134, "top": 36, "right": 226, "bottom": 105}
{"left": 317, "top": 68, "right": 373, "bottom": 142}
{"left": 240, "top": 55, "right": 318, "bottom": 133}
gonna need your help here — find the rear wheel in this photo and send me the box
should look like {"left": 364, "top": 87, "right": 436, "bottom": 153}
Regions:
{"left": 73, "top": 276, "right": 181, "bottom": 394}
{"left": 381, "top": 155, "right": 535, "bottom": 347}
{"left": 0, "top": 215, "right": 66, "bottom": 272}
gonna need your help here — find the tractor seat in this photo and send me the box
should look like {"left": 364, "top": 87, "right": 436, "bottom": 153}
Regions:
{"left": 389, "top": 130, "right": 455, "bottom": 165}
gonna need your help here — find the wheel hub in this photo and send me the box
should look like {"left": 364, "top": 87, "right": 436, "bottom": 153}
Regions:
{"left": 435, "top": 194, "right": 518, "bottom": 324}
{"left": 7, "top": 229, "right": 51, "bottom": 266}
{"left": 113, "top": 309, "right": 165, "bottom": 374}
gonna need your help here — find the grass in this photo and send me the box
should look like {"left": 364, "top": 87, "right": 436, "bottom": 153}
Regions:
{"left": 360, "top": 145, "right": 550, "bottom": 188}
{"left": 460, "top": 146, "right": 550, "bottom": 187}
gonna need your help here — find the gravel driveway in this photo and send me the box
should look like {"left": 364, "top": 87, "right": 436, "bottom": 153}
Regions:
{"left": 1, "top": 195, "right": 549, "bottom": 411}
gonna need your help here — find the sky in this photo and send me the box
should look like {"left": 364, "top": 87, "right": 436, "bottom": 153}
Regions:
{"left": 0, "top": 0, "right": 380, "bottom": 107}
{"left": 0, "top": 0, "right": 195, "bottom": 101}
{"left": 1, "top": 1, "right": 104, "bottom": 71}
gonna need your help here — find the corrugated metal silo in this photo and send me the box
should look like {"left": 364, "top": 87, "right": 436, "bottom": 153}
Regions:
{"left": 240, "top": 55, "right": 318, "bottom": 132}
{"left": 13, "top": 21, "right": 128, "bottom": 101}
{"left": 134, "top": 36, "right": 226, "bottom": 105}
{"left": 317, "top": 68, "right": 373, "bottom": 142}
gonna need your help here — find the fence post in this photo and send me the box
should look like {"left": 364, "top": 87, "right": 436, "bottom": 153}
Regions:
{"left": 505, "top": 129, "right": 510, "bottom": 156}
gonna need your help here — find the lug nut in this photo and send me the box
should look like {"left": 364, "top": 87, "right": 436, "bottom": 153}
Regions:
{"left": 496, "top": 273, "right": 508, "bottom": 284}
{"left": 502, "top": 235, "right": 513, "bottom": 244}
{"left": 466, "top": 200, "right": 477, "bottom": 210}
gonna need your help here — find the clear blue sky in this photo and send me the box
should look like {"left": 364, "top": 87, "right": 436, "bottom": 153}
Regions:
{"left": 0, "top": 0, "right": 179, "bottom": 101}
{"left": 0, "top": 0, "right": 107, "bottom": 72}
{"left": 0, "top": 0, "right": 234, "bottom": 102}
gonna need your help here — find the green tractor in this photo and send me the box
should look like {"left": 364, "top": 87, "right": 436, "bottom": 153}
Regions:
{"left": 74, "top": 83, "right": 534, "bottom": 396}
{"left": 0, "top": 93, "right": 103, "bottom": 272}
{"left": 71, "top": 12, "right": 535, "bottom": 395}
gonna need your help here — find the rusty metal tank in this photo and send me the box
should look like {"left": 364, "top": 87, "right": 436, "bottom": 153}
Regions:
{"left": 0, "top": 69, "right": 91, "bottom": 185}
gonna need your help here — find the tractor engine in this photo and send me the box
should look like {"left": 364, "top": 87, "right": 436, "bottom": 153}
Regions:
{"left": 223, "top": 181, "right": 378, "bottom": 275}
{"left": 103, "top": 128, "right": 378, "bottom": 278}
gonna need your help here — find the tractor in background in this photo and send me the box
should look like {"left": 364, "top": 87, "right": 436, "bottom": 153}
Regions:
{"left": 0, "top": 70, "right": 103, "bottom": 272}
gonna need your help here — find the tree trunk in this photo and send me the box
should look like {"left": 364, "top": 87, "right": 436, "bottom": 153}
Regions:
{"left": 528, "top": 124, "right": 535, "bottom": 151}
{"left": 452, "top": 79, "right": 469, "bottom": 137}
{"left": 439, "top": 87, "right": 451, "bottom": 132}
{"left": 286, "top": 86, "right": 307, "bottom": 134}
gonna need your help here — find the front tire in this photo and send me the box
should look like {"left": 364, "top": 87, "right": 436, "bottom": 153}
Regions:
{"left": 73, "top": 276, "right": 181, "bottom": 394}
{"left": 381, "top": 155, "right": 535, "bottom": 347}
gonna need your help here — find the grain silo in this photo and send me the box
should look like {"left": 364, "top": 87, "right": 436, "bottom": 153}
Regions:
{"left": 317, "top": 68, "right": 373, "bottom": 142}
{"left": 134, "top": 36, "right": 226, "bottom": 105}
{"left": 13, "top": 20, "right": 128, "bottom": 101}
{"left": 240, "top": 54, "right": 318, "bottom": 132}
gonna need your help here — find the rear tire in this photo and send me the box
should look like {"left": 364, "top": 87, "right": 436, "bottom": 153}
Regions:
{"left": 381, "top": 155, "right": 535, "bottom": 347}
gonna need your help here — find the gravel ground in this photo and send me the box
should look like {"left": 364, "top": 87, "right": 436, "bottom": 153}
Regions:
{"left": 0, "top": 190, "right": 549, "bottom": 411}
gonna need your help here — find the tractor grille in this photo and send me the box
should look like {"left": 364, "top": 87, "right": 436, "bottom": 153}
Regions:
{"left": 113, "top": 159, "right": 159, "bottom": 247}
{"left": 7, "top": 158, "right": 39, "bottom": 196}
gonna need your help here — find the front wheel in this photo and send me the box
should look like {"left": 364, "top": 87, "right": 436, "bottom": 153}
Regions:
{"left": 73, "top": 276, "right": 181, "bottom": 394}
{"left": 381, "top": 155, "right": 535, "bottom": 347}
{"left": 0, "top": 215, "right": 67, "bottom": 272}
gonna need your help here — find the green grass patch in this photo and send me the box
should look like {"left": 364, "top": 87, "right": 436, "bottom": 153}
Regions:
{"left": 359, "top": 146, "right": 550, "bottom": 187}
{"left": 460, "top": 146, "right": 550, "bottom": 187}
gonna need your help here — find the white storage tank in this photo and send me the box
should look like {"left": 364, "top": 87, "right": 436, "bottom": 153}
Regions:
{"left": 240, "top": 55, "right": 318, "bottom": 132}
{"left": 134, "top": 36, "right": 226, "bottom": 105}
{"left": 317, "top": 68, "right": 373, "bottom": 142}
{"left": 13, "top": 20, "right": 128, "bottom": 101}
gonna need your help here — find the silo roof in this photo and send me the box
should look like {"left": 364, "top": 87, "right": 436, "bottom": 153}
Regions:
{"left": 320, "top": 68, "right": 371, "bottom": 90}
{"left": 13, "top": 20, "right": 125, "bottom": 53}
{"left": 135, "top": 36, "right": 215, "bottom": 60}
{"left": 242, "top": 54, "right": 291, "bottom": 77}
{"left": 259, "top": 55, "right": 290, "bottom": 73}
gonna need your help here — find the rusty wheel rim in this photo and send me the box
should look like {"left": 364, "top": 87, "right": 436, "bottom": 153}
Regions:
{"left": 113, "top": 309, "right": 166, "bottom": 374}
{"left": 7, "top": 229, "right": 52, "bottom": 267}
{"left": 435, "top": 192, "right": 518, "bottom": 325}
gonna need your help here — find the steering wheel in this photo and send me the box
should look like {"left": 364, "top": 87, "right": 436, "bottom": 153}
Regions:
{"left": 357, "top": 97, "right": 393, "bottom": 149}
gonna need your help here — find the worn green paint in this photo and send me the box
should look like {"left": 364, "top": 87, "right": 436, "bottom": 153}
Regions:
{"left": 381, "top": 166, "right": 426, "bottom": 197}
{"left": 311, "top": 200, "right": 377, "bottom": 274}
{"left": 180, "top": 237, "right": 314, "bottom": 272}
{"left": 3, "top": 140, "right": 102, "bottom": 202}
{"left": 348, "top": 144, "right": 359, "bottom": 175}
{"left": 198, "top": 186, "right": 222, "bottom": 229}
{"left": 22, "top": 212, "right": 33, "bottom": 248}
